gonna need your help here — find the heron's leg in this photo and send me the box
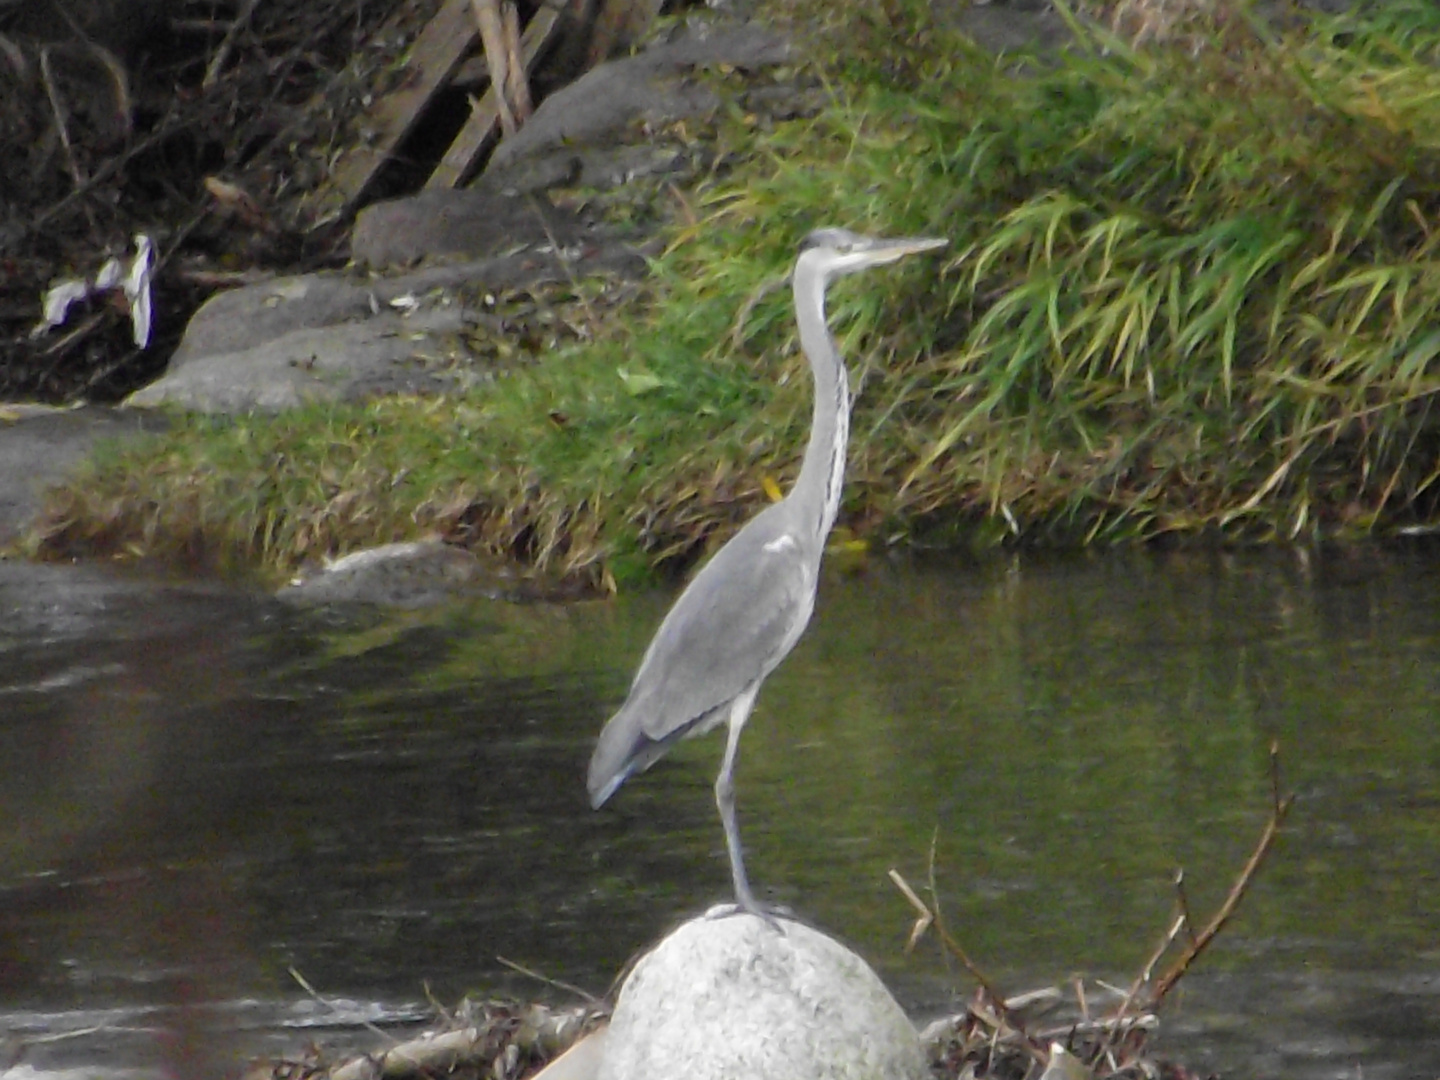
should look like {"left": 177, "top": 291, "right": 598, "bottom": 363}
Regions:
{"left": 714, "top": 685, "right": 762, "bottom": 915}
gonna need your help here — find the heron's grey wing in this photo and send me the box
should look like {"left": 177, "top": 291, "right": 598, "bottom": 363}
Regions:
{"left": 631, "top": 524, "right": 814, "bottom": 734}
{"left": 587, "top": 513, "right": 814, "bottom": 805}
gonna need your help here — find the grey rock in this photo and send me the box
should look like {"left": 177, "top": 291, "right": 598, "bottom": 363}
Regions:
{"left": 489, "top": 23, "right": 793, "bottom": 174}
{"left": 126, "top": 299, "right": 468, "bottom": 414}
{"left": 351, "top": 188, "right": 588, "bottom": 268}
{"left": 276, "top": 538, "right": 589, "bottom": 604}
{"left": 277, "top": 540, "right": 521, "bottom": 607}
{"left": 598, "top": 913, "right": 927, "bottom": 1080}
{"left": 126, "top": 243, "right": 647, "bottom": 414}
{"left": 488, "top": 144, "right": 693, "bottom": 197}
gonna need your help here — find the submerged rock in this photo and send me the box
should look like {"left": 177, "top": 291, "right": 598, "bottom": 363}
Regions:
{"left": 276, "top": 539, "right": 591, "bottom": 605}
{"left": 277, "top": 539, "right": 527, "bottom": 607}
{"left": 598, "top": 911, "right": 926, "bottom": 1080}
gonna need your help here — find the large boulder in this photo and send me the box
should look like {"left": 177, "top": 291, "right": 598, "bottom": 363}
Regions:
{"left": 598, "top": 912, "right": 926, "bottom": 1080}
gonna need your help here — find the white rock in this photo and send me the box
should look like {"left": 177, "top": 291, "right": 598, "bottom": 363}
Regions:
{"left": 598, "top": 913, "right": 926, "bottom": 1080}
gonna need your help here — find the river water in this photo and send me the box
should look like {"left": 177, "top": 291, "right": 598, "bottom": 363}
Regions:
{"left": 1, "top": 547, "right": 1438, "bottom": 1078}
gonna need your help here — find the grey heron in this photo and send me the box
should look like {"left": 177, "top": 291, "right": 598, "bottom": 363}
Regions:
{"left": 587, "top": 227, "right": 947, "bottom": 915}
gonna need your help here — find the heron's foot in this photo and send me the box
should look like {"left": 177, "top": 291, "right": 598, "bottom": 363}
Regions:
{"left": 703, "top": 899, "right": 791, "bottom": 933}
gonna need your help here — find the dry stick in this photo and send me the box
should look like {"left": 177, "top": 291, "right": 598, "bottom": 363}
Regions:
{"left": 84, "top": 42, "right": 135, "bottom": 139}
{"left": 1173, "top": 868, "right": 1198, "bottom": 946}
{"left": 37, "top": 313, "right": 106, "bottom": 359}
{"left": 526, "top": 195, "right": 602, "bottom": 338}
{"left": 1122, "top": 913, "right": 1185, "bottom": 1010}
{"left": 473, "top": 0, "right": 517, "bottom": 136}
{"left": 888, "top": 869, "right": 933, "bottom": 953}
{"left": 496, "top": 955, "right": 602, "bottom": 1006}
{"left": 422, "top": 981, "right": 458, "bottom": 1026}
{"left": 900, "top": 831, "right": 1046, "bottom": 1066}
{"left": 890, "top": 863, "right": 1009, "bottom": 1015}
{"left": 921, "top": 829, "right": 1012, "bottom": 1020}
{"left": 203, "top": 0, "right": 264, "bottom": 89}
{"left": 501, "top": 0, "right": 533, "bottom": 123}
{"left": 24, "top": 104, "right": 193, "bottom": 240}
{"left": 1073, "top": 977, "right": 1090, "bottom": 1024}
{"left": 38, "top": 47, "right": 88, "bottom": 198}
{"left": 288, "top": 967, "right": 399, "bottom": 1047}
{"left": 1147, "top": 741, "right": 1294, "bottom": 1007}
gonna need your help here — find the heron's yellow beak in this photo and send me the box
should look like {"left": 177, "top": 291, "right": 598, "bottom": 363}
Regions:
{"left": 860, "top": 235, "right": 948, "bottom": 266}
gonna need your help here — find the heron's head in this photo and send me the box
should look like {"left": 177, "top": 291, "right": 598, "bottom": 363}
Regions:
{"left": 797, "top": 227, "right": 947, "bottom": 281}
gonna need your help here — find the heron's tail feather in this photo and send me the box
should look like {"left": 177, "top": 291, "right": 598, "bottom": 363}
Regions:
{"left": 587, "top": 701, "right": 652, "bottom": 808}
{"left": 587, "top": 699, "right": 718, "bottom": 808}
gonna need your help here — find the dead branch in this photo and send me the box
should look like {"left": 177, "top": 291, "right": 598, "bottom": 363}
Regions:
{"left": 38, "top": 46, "right": 84, "bottom": 192}
{"left": 1145, "top": 740, "right": 1294, "bottom": 1007}
{"left": 203, "top": 0, "right": 264, "bottom": 89}
{"left": 472, "top": 0, "right": 518, "bottom": 135}
{"left": 501, "top": 0, "right": 533, "bottom": 123}
{"left": 890, "top": 830, "right": 1046, "bottom": 1066}
{"left": 906, "top": 745, "right": 1295, "bottom": 1078}
{"left": 247, "top": 998, "right": 602, "bottom": 1080}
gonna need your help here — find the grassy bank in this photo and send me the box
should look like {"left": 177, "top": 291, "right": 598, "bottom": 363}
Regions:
{"left": 31, "top": 0, "right": 1440, "bottom": 584}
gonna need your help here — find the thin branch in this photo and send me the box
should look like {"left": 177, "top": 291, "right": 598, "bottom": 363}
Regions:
{"left": 891, "top": 831, "right": 1043, "bottom": 1064}
{"left": 38, "top": 46, "right": 86, "bottom": 193}
{"left": 288, "top": 967, "right": 400, "bottom": 1047}
{"left": 501, "top": 0, "right": 533, "bottom": 123}
{"left": 473, "top": 0, "right": 517, "bottom": 135}
{"left": 1145, "top": 741, "right": 1294, "bottom": 1007}
{"left": 496, "top": 955, "right": 602, "bottom": 1006}
{"left": 1173, "top": 868, "right": 1198, "bottom": 946}
{"left": 921, "top": 832, "right": 1011, "bottom": 1017}
{"left": 203, "top": 0, "right": 264, "bottom": 89}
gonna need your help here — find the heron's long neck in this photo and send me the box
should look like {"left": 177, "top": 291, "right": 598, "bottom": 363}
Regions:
{"left": 790, "top": 264, "right": 850, "bottom": 545}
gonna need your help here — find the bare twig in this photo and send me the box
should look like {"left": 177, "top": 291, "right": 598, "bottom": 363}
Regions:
{"left": 85, "top": 42, "right": 134, "bottom": 138}
{"left": 23, "top": 102, "right": 193, "bottom": 241}
{"left": 38, "top": 46, "right": 86, "bottom": 193}
{"left": 892, "top": 830, "right": 1039, "bottom": 1061}
{"left": 1173, "top": 868, "right": 1198, "bottom": 945}
{"left": 891, "top": 863, "right": 1001, "bottom": 997}
{"left": 203, "top": 0, "right": 264, "bottom": 89}
{"left": 501, "top": 0, "right": 533, "bottom": 123}
{"left": 888, "top": 868, "right": 933, "bottom": 952}
{"left": 496, "top": 955, "right": 602, "bottom": 1006}
{"left": 1073, "top": 976, "right": 1090, "bottom": 1023}
{"left": 288, "top": 967, "right": 399, "bottom": 1047}
{"left": 921, "top": 832, "right": 1012, "bottom": 1018}
{"left": 473, "top": 0, "right": 517, "bottom": 135}
{"left": 526, "top": 195, "right": 601, "bottom": 337}
{"left": 1145, "top": 741, "right": 1294, "bottom": 1007}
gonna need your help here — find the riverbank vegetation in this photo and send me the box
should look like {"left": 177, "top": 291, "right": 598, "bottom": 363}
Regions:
{"left": 32, "top": 0, "right": 1440, "bottom": 584}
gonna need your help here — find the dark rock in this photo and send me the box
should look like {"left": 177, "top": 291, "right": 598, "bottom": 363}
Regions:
{"left": 352, "top": 188, "right": 589, "bottom": 269}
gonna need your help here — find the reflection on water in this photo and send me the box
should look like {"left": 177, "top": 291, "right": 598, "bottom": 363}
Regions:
{"left": 1, "top": 549, "right": 1439, "bottom": 1078}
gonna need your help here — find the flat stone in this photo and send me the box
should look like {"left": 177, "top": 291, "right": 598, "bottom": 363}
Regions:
{"left": 598, "top": 913, "right": 927, "bottom": 1080}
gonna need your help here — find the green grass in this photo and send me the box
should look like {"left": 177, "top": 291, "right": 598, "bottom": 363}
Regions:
{"left": 30, "top": 0, "right": 1440, "bottom": 582}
